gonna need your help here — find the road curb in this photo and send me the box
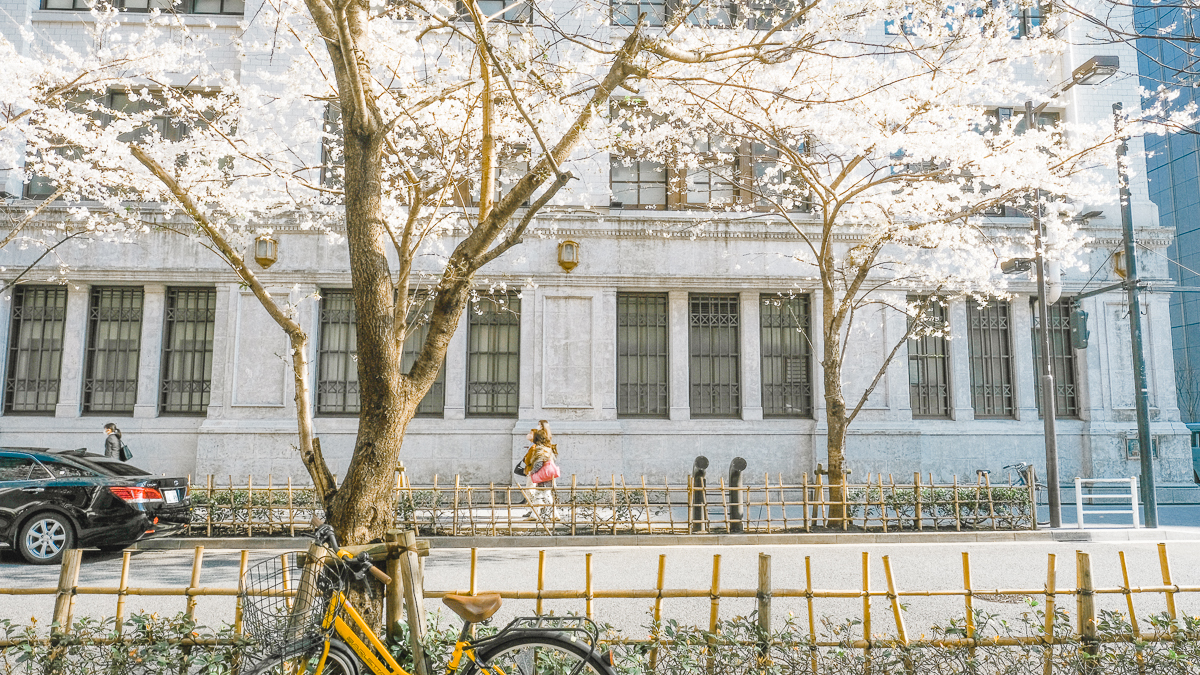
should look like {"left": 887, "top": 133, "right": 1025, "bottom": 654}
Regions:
{"left": 127, "top": 527, "right": 1200, "bottom": 551}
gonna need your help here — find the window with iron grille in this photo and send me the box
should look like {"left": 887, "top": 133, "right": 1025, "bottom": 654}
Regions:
{"left": 467, "top": 292, "right": 521, "bottom": 416}
{"left": 907, "top": 297, "right": 951, "bottom": 418}
{"left": 617, "top": 293, "right": 669, "bottom": 417}
{"left": 4, "top": 286, "right": 67, "bottom": 414}
{"left": 317, "top": 290, "right": 448, "bottom": 416}
{"left": 41, "top": 0, "right": 245, "bottom": 13}
{"left": 316, "top": 290, "right": 358, "bottom": 415}
{"left": 967, "top": 299, "right": 1015, "bottom": 418}
{"left": 760, "top": 294, "right": 813, "bottom": 417}
{"left": 401, "top": 295, "right": 447, "bottom": 417}
{"left": 690, "top": 294, "right": 740, "bottom": 417}
{"left": 84, "top": 287, "right": 143, "bottom": 414}
{"left": 1031, "top": 298, "right": 1079, "bottom": 418}
{"left": 160, "top": 288, "right": 216, "bottom": 415}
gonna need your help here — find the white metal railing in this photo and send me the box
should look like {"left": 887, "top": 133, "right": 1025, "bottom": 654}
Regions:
{"left": 1074, "top": 476, "right": 1140, "bottom": 529}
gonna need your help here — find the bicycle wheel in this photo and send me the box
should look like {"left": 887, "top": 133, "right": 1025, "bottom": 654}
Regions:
{"left": 466, "top": 632, "right": 615, "bottom": 675}
{"left": 244, "top": 640, "right": 362, "bottom": 675}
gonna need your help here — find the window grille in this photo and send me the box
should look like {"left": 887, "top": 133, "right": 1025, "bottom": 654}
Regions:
{"left": 1031, "top": 298, "right": 1079, "bottom": 418}
{"left": 401, "top": 295, "right": 447, "bottom": 417}
{"left": 160, "top": 288, "right": 216, "bottom": 415}
{"left": 42, "top": 0, "right": 245, "bottom": 14}
{"left": 4, "top": 286, "right": 67, "bottom": 414}
{"left": 317, "top": 290, "right": 358, "bottom": 415}
{"left": 467, "top": 292, "right": 521, "bottom": 416}
{"left": 760, "top": 294, "right": 813, "bottom": 417}
{"left": 967, "top": 299, "right": 1015, "bottom": 418}
{"left": 907, "top": 297, "right": 951, "bottom": 418}
{"left": 690, "top": 294, "right": 740, "bottom": 417}
{"left": 84, "top": 287, "right": 144, "bottom": 414}
{"left": 617, "top": 293, "right": 669, "bottom": 417}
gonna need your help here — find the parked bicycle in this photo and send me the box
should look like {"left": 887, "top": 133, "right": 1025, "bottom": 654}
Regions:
{"left": 240, "top": 524, "right": 616, "bottom": 675}
{"left": 1002, "top": 462, "right": 1050, "bottom": 527}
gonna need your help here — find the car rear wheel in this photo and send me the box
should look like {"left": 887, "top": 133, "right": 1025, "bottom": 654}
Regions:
{"left": 18, "top": 512, "right": 75, "bottom": 565}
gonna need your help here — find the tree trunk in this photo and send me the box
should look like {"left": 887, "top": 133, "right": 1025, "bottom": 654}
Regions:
{"left": 822, "top": 319, "right": 849, "bottom": 525}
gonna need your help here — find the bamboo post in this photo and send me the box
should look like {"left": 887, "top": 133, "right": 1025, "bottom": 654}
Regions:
{"left": 246, "top": 475, "right": 253, "bottom": 538}
{"left": 400, "top": 529, "right": 429, "bottom": 675}
{"left": 1118, "top": 551, "right": 1145, "bottom": 675}
{"left": 233, "top": 550, "right": 249, "bottom": 636}
{"left": 882, "top": 555, "right": 913, "bottom": 673}
{"left": 585, "top": 552, "right": 594, "bottom": 620}
{"left": 52, "top": 548, "right": 83, "bottom": 632}
{"left": 207, "top": 473, "right": 214, "bottom": 535}
{"left": 805, "top": 555, "right": 817, "bottom": 674}
{"left": 841, "top": 474, "right": 849, "bottom": 531}
{"left": 266, "top": 474, "right": 273, "bottom": 533}
{"left": 641, "top": 476, "right": 653, "bottom": 534}
{"left": 757, "top": 553, "right": 772, "bottom": 670}
{"left": 666, "top": 478, "right": 676, "bottom": 533}
{"left": 536, "top": 550, "right": 546, "bottom": 615}
{"left": 1043, "top": 553, "right": 1057, "bottom": 675}
{"left": 914, "top": 472, "right": 923, "bottom": 531}
{"left": 1117, "top": 551, "right": 1139, "bottom": 638}
{"left": 649, "top": 554, "right": 667, "bottom": 669}
{"left": 287, "top": 477, "right": 295, "bottom": 536}
{"left": 963, "top": 551, "right": 976, "bottom": 661}
{"left": 861, "top": 552, "right": 872, "bottom": 672}
{"left": 385, "top": 531, "right": 402, "bottom": 644}
{"left": 113, "top": 550, "right": 131, "bottom": 634}
{"left": 707, "top": 554, "right": 722, "bottom": 675}
{"left": 984, "top": 472, "right": 997, "bottom": 529}
{"left": 611, "top": 475, "right": 620, "bottom": 535}
{"left": 488, "top": 483, "right": 497, "bottom": 537}
{"left": 592, "top": 477, "right": 600, "bottom": 534}
{"left": 431, "top": 475, "right": 439, "bottom": 535}
{"left": 1077, "top": 550, "right": 1099, "bottom": 672}
{"left": 185, "top": 546, "right": 204, "bottom": 619}
{"left": 953, "top": 475, "right": 961, "bottom": 531}
{"left": 1028, "top": 468, "right": 1038, "bottom": 530}
{"left": 1158, "top": 543, "right": 1178, "bottom": 634}
{"left": 801, "top": 472, "right": 809, "bottom": 532}
{"left": 452, "top": 475, "right": 461, "bottom": 536}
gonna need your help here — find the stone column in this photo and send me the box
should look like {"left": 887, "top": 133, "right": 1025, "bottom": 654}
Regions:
{"left": 740, "top": 291, "right": 763, "bottom": 421}
{"left": 0, "top": 288, "right": 12, "bottom": 408}
{"left": 442, "top": 304, "right": 468, "bottom": 420}
{"left": 949, "top": 299, "right": 974, "bottom": 421}
{"left": 134, "top": 284, "right": 166, "bottom": 418}
{"left": 519, "top": 286, "right": 538, "bottom": 419}
{"left": 668, "top": 290, "right": 690, "bottom": 421}
{"left": 54, "top": 285, "right": 89, "bottom": 417}
{"left": 204, "top": 283, "right": 233, "bottom": 420}
{"left": 1012, "top": 295, "right": 1037, "bottom": 422}
{"left": 598, "top": 290, "right": 618, "bottom": 419}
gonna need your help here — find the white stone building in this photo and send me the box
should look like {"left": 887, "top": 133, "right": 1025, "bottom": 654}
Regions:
{"left": 0, "top": 0, "right": 1194, "bottom": 489}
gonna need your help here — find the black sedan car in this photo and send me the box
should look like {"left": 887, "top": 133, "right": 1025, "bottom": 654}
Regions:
{"left": 0, "top": 448, "right": 191, "bottom": 564}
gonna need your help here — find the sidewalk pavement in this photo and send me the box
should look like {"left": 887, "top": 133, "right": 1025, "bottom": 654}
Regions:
{"left": 131, "top": 524, "right": 1200, "bottom": 551}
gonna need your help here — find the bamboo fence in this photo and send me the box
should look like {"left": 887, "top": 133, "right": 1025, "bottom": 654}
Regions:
{"left": 2, "top": 540, "right": 1195, "bottom": 666}
{"left": 187, "top": 471, "right": 1037, "bottom": 537}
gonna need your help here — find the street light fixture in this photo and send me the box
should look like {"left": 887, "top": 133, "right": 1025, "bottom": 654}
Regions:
{"left": 1072, "top": 55, "right": 1120, "bottom": 87}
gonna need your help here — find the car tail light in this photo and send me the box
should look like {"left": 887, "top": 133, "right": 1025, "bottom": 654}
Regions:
{"left": 109, "top": 486, "right": 164, "bottom": 504}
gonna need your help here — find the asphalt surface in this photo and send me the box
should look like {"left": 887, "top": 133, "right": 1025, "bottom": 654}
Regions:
{"left": 2, "top": 536, "right": 1199, "bottom": 642}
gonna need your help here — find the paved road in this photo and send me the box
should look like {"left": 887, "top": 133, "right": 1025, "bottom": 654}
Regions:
{"left": 3, "top": 535, "right": 1199, "bottom": 642}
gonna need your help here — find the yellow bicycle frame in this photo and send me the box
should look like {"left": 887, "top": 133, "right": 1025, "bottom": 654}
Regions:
{"left": 307, "top": 552, "right": 493, "bottom": 675}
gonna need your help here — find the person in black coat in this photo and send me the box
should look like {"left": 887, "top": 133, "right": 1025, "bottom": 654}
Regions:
{"left": 103, "top": 423, "right": 122, "bottom": 459}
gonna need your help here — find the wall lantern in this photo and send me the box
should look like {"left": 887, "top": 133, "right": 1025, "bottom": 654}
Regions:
{"left": 254, "top": 235, "right": 278, "bottom": 269}
{"left": 1071, "top": 55, "right": 1119, "bottom": 87}
{"left": 558, "top": 239, "right": 580, "bottom": 273}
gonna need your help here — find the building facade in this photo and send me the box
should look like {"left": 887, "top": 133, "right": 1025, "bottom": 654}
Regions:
{"left": 1, "top": 0, "right": 1195, "bottom": 487}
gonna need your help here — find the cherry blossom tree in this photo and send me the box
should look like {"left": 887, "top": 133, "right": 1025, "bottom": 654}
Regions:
{"left": 7, "top": 0, "right": 1188, "bottom": 541}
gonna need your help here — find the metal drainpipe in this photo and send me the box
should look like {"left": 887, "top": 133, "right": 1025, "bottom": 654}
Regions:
{"left": 728, "top": 457, "right": 748, "bottom": 533}
{"left": 691, "top": 456, "right": 709, "bottom": 533}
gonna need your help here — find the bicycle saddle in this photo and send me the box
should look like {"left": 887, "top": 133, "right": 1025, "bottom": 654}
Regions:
{"left": 442, "top": 593, "right": 503, "bottom": 623}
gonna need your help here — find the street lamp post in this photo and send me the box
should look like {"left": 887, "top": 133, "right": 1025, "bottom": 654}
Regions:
{"left": 1113, "top": 102, "right": 1160, "bottom": 528}
{"left": 1027, "top": 103, "right": 1063, "bottom": 528}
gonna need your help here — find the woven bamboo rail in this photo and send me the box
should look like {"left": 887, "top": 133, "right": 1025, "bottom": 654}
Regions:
{"left": 2, "top": 540, "right": 1194, "bottom": 665}
{"left": 187, "top": 470, "right": 1037, "bottom": 536}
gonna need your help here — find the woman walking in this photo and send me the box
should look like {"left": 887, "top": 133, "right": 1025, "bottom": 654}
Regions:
{"left": 103, "top": 423, "right": 123, "bottom": 460}
{"left": 523, "top": 420, "right": 560, "bottom": 521}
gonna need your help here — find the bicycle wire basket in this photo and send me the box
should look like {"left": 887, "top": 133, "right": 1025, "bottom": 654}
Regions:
{"left": 240, "top": 550, "right": 345, "bottom": 658}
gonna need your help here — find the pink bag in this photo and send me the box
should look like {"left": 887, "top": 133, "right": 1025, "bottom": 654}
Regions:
{"left": 529, "top": 460, "right": 561, "bottom": 484}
